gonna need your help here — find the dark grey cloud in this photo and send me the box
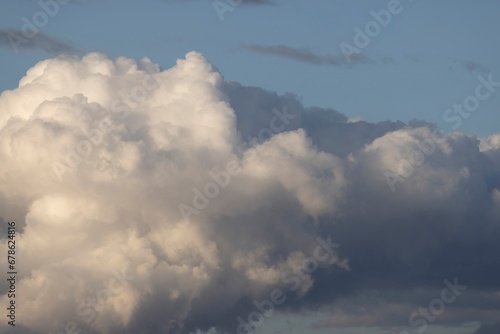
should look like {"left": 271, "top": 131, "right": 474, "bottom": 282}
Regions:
{"left": 0, "top": 29, "right": 79, "bottom": 55}
{"left": 238, "top": 44, "right": 370, "bottom": 65}
{"left": 221, "top": 81, "right": 404, "bottom": 157}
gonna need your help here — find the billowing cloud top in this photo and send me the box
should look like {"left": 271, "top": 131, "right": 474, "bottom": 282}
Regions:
{"left": 0, "top": 52, "right": 499, "bottom": 334}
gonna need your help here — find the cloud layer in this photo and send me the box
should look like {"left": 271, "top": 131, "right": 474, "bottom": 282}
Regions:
{"left": 0, "top": 52, "right": 499, "bottom": 334}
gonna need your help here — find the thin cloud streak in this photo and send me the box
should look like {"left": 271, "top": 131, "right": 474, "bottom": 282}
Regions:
{"left": 239, "top": 44, "right": 370, "bottom": 66}
{"left": 0, "top": 29, "right": 79, "bottom": 55}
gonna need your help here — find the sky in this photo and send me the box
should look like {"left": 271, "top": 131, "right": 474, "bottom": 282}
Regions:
{"left": 0, "top": 1, "right": 499, "bottom": 334}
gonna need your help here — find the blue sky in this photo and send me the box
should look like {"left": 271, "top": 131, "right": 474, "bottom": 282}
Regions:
{"left": 1, "top": 1, "right": 499, "bottom": 334}
{"left": 1, "top": 0, "right": 499, "bottom": 137}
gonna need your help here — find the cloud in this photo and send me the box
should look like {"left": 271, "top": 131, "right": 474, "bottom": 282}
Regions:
{"left": 238, "top": 44, "right": 370, "bottom": 65}
{"left": 464, "top": 61, "right": 489, "bottom": 73}
{"left": 0, "top": 51, "right": 499, "bottom": 334}
{"left": 218, "top": 0, "right": 274, "bottom": 4}
{"left": 235, "top": 0, "right": 274, "bottom": 5}
{"left": 473, "top": 323, "right": 500, "bottom": 334}
{"left": 161, "top": 0, "right": 274, "bottom": 5}
{"left": 0, "top": 29, "right": 79, "bottom": 55}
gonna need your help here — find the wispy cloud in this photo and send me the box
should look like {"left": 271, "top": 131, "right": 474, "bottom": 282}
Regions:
{"left": 238, "top": 44, "right": 370, "bottom": 66}
{"left": 0, "top": 29, "right": 79, "bottom": 55}
{"left": 238, "top": 0, "right": 274, "bottom": 5}
{"left": 163, "top": 0, "right": 274, "bottom": 5}
{"left": 464, "top": 60, "right": 489, "bottom": 73}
